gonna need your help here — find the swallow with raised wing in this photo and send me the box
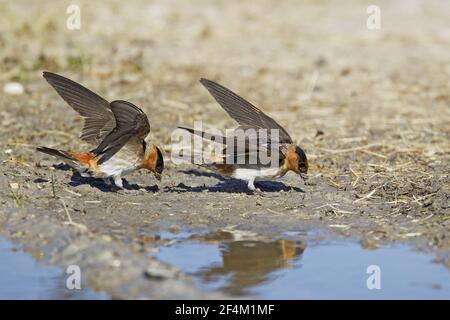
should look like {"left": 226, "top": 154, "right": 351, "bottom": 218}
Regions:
{"left": 37, "top": 72, "right": 164, "bottom": 189}
{"left": 178, "top": 78, "right": 308, "bottom": 192}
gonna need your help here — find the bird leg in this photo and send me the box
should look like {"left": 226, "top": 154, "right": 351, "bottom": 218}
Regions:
{"left": 247, "top": 178, "right": 256, "bottom": 191}
{"left": 113, "top": 176, "right": 124, "bottom": 189}
{"left": 247, "top": 178, "right": 264, "bottom": 196}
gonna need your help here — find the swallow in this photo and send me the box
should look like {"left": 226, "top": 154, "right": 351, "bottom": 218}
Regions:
{"left": 178, "top": 78, "right": 308, "bottom": 192}
{"left": 37, "top": 72, "right": 164, "bottom": 189}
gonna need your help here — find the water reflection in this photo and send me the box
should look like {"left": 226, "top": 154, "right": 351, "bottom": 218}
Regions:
{"left": 198, "top": 240, "right": 305, "bottom": 296}
{"left": 0, "top": 236, "right": 108, "bottom": 300}
{"left": 154, "top": 230, "right": 450, "bottom": 299}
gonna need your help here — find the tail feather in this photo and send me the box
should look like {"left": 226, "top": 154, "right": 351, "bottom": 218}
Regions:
{"left": 36, "top": 146, "right": 75, "bottom": 161}
{"left": 177, "top": 126, "right": 226, "bottom": 144}
{"left": 37, "top": 147, "right": 95, "bottom": 178}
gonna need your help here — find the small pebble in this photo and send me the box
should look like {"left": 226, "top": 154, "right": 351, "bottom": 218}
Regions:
{"left": 9, "top": 182, "right": 19, "bottom": 190}
{"left": 3, "top": 82, "right": 24, "bottom": 95}
{"left": 144, "top": 267, "right": 177, "bottom": 280}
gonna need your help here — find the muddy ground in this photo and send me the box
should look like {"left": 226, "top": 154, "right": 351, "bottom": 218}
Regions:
{"left": 0, "top": 0, "right": 449, "bottom": 298}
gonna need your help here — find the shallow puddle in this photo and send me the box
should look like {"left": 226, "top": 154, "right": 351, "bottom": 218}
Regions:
{"left": 2, "top": 230, "right": 449, "bottom": 299}
{"left": 0, "top": 236, "right": 108, "bottom": 299}
{"left": 153, "top": 230, "right": 450, "bottom": 299}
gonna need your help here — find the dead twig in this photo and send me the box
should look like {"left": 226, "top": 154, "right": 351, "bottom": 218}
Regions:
{"left": 60, "top": 199, "right": 88, "bottom": 231}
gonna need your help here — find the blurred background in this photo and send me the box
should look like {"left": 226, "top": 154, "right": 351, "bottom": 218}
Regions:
{"left": 1, "top": 0, "right": 449, "bottom": 151}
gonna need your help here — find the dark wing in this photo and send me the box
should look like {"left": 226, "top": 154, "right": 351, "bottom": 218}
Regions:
{"left": 43, "top": 71, "right": 116, "bottom": 144}
{"left": 92, "top": 100, "right": 150, "bottom": 164}
{"left": 177, "top": 125, "right": 273, "bottom": 151}
{"left": 199, "top": 78, "right": 293, "bottom": 144}
{"left": 177, "top": 126, "right": 284, "bottom": 168}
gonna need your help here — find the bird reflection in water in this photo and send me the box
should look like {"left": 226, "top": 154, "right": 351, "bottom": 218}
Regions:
{"left": 196, "top": 237, "right": 305, "bottom": 296}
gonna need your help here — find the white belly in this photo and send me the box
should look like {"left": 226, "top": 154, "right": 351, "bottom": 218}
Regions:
{"left": 98, "top": 156, "right": 139, "bottom": 177}
{"left": 232, "top": 167, "right": 282, "bottom": 182}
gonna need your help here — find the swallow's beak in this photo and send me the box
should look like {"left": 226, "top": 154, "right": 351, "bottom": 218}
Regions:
{"left": 154, "top": 172, "right": 162, "bottom": 181}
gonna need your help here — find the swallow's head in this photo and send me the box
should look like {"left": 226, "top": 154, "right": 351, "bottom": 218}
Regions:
{"left": 144, "top": 145, "right": 164, "bottom": 181}
{"left": 295, "top": 145, "right": 308, "bottom": 175}
{"left": 286, "top": 144, "right": 308, "bottom": 177}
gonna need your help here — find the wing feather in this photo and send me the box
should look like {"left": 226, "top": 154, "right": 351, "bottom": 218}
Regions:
{"left": 92, "top": 100, "right": 150, "bottom": 164}
{"left": 199, "top": 78, "right": 293, "bottom": 144}
{"left": 43, "top": 71, "right": 116, "bottom": 144}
